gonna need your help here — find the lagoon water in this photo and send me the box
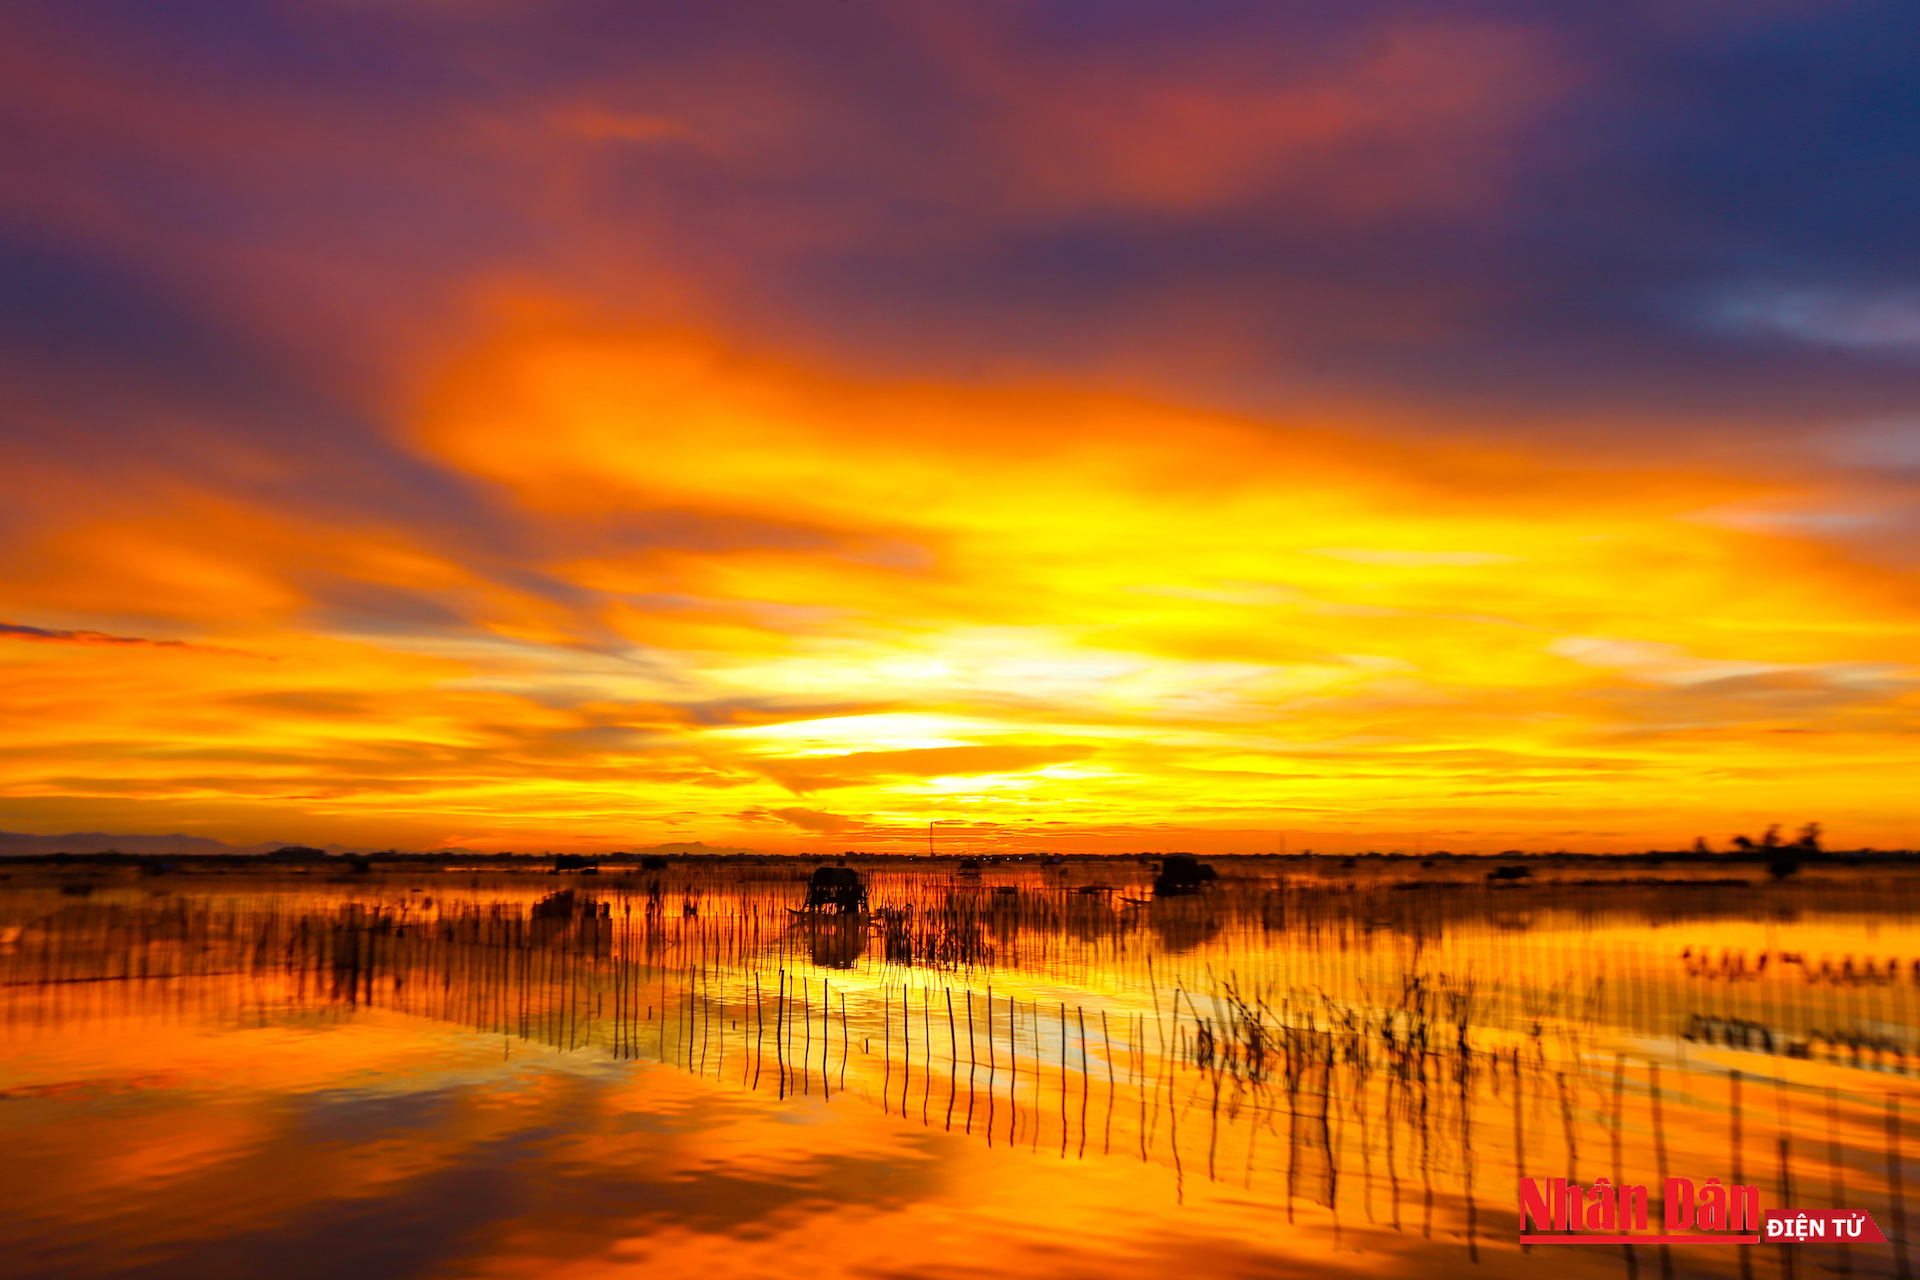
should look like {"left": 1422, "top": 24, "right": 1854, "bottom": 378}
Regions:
{"left": 3, "top": 859, "right": 1917, "bottom": 1279}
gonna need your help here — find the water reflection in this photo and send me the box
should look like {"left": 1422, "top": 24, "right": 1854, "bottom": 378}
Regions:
{"left": 3, "top": 862, "right": 1920, "bottom": 1278}
{"left": 797, "top": 915, "right": 868, "bottom": 970}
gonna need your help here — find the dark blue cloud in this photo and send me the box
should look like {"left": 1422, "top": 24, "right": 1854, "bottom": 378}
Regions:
{"left": 4, "top": 0, "right": 1918, "bottom": 459}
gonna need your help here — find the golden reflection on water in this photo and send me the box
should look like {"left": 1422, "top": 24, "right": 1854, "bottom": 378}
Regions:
{"left": 4, "top": 861, "right": 1920, "bottom": 1279}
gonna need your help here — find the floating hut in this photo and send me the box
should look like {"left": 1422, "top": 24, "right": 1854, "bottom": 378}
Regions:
{"left": 1152, "top": 854, "right": 1217, "bottom": 897}
{"left": 798, "top": 865, "right": 869, "bottom": 914}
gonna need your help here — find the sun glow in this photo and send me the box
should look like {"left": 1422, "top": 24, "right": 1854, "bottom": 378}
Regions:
{"left": 3, "top": 326, "right": 1917, "bottom": 852}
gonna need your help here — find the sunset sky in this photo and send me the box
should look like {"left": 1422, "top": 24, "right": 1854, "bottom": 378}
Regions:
{"left": 2, "top": 2, "right": 1918, "bottom": 853}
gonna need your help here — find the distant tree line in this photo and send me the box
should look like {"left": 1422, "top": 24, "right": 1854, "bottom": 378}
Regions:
{"left": 1691, "top": 823, "right": 1823, "bottom": 879}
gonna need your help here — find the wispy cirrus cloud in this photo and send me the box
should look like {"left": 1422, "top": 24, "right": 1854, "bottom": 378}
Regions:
{"left": 0, "top": 620, "right": 249, "bottom": 655}
{"left": 1707, "top": 285, "right": 1920, "bottom": 351}
{"left": 733, "top": 806, "right": 854, "bottom": 834}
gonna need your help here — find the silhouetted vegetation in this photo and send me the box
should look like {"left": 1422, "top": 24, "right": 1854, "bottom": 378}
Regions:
{"left": 5, "top": 854, "right": 1919, "bottom": 1249}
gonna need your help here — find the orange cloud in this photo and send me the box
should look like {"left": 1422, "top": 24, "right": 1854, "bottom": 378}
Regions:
{"left": 2, "top": 322, "right": 1917, "bottom": 853}
{"left": 751, "top": 746, "right": 1096, "bottom": 796}
{"left": 734, "top": 806, "right": 854, "bottom": 834}
{"left": 0, "top": 620, "right": 248, "bottom": 654}
{"left": 963, "top": 19, "right": 1568, "bottom": 218}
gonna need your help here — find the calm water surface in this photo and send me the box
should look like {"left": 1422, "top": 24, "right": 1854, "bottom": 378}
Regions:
{"left": 4, "top": 860, "right": 1919, "bottom": 1279}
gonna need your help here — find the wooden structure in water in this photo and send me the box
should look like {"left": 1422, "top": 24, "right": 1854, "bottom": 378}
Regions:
{"left": 1151, "top": 854, "right": 1216, "bottom": 897}
{"left": 797, "top": 865, "right": 869, "bottom": 914}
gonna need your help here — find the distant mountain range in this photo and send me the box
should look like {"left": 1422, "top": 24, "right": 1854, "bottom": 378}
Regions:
{"left": 0, "top": 831, "right": 762, "bottom": 857}
{"left": 0, "top": 830, "right": 294, "bottom": 857}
